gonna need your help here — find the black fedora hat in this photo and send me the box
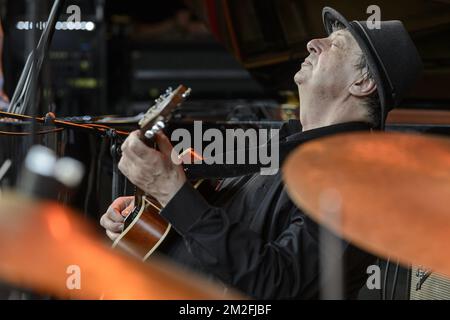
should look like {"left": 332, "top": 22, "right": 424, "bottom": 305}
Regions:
{"left": 322, "top": 7, "right": 423, "bottom": 129}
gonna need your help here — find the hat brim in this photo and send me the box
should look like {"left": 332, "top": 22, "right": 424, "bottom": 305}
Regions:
{"left": 322, "top": 7, "right": 388, "bottom": 129}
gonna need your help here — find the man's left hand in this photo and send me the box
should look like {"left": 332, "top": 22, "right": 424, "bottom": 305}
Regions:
{"left": 118, "top": 130, "right": 186, "bottom": 207}
{"left": 0, "top": 75, "right": 9, "bottom": 110}
{"left": 0, "top": 90, "right": 8, "bottom": 103}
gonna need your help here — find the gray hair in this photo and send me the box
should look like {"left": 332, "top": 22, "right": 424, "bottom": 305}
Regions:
{"left": 355, "top": 53, "right": 381, "bottom": 128}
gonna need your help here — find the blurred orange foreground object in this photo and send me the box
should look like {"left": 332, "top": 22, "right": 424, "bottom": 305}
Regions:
{"left": 0, "top": 194, "right": 243, "bottom": 300}
{"left": 283, "top": 132, "right": 450, "bottom": 277}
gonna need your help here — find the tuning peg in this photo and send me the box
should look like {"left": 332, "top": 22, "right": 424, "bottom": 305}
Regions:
{"left": 151, "top": 121, "right": 165, "bottom": 133}
{"left": 155, "top": 121, "right": 165, "bottom": 130}
{"left": 166, "top": 87, "right": 173, "bottom": 94}
{"left": 182, "top": 88, "right": 192, "bottom": 99}
{"left": 145, "top": 130, "right": 155, "bottom": 140}
{"left": 144, "top": 121, "right": 166, "bottom": 140}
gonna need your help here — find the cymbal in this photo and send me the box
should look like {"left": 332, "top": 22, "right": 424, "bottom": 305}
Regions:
{"left": 283, "top": 132, "right": 450, "bottom": 276}
{"left": 0, "top": 194, "right": 242, "bottom": 300}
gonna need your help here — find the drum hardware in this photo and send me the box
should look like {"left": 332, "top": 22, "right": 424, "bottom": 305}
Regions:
{"left": 14, "top": 145, "right": 84, "bottom": 203}
{"left": 8, "top": 0, "right": 65, "bottom": 115}
{"left": 0, "top": 160, "right": 12, "bottom": 184}
{"left": 415, "top": 267, "right": 432, "bottom": 291}
{"left": 0, "top": 160, "right": 12, "bottom": 196}
{"left": 0, "top": 195, "right": 242, "bottom": 299}
{"left": 108, "top": 128, "right": 124, "bottom": 202}
{"left": 0, "top": 144, "right": 241, "bottom": 299}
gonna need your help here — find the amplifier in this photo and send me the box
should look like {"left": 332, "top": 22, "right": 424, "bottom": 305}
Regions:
{"left": 410, "top": 266, "right": 450, "bottom": 300}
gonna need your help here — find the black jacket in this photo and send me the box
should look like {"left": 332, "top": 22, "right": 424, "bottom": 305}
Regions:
{"left": 159, "top": 121, "right": 375, "bottom": 299}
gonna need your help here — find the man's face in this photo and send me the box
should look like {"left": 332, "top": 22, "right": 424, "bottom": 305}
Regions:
{"left": 294, "top": 29, "right": 363, "bottom": 99}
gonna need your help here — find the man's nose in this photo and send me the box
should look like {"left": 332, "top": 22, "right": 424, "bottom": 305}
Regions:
{"left": 307, "top": 38, "right": 324, "bottom": 55}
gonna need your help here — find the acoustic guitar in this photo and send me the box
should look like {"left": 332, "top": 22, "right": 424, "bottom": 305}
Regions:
{"left": 112, "top": 85, "right": 191, "bottom": 261}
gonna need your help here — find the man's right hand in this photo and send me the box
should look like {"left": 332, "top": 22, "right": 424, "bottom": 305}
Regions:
{"left": 100, "top": 196, "right": 134, "bottom": 241}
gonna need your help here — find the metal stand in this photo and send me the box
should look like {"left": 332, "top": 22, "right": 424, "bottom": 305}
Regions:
{"left": 109, "top": 129, "right": 123, "bottom": 201}
{"left": 8, "top": 0, "right": 65, "bottom": 115}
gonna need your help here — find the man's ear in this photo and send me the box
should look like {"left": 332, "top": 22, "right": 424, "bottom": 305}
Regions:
{"left": 349, "top": 75, "right": 377, "bottom": 98}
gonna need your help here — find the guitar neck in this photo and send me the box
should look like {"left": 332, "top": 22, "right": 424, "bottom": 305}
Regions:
{"left": 134, "top": 187, "right": 146, "bottom": 208}
{"left": 140, "top": 129, "right": 156, "bottom": 148}
{"left": 124, "top": 85, "right": 190, "bottom": 224}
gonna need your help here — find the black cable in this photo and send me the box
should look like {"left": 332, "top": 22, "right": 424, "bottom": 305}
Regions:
{"left": 0, "top": 128, "right": 64, "bottom": 136}
{"left": 94, "top": 137, "right": 108, "bottom": 213}
{"left": 378, "top": 259, "right": 383, "bottom": 301}
{"left": 382, "top": 258, "right": 391, "bottom": 300}
{"left": 0, "top": 110, "right": 129, "bottom": 137}
{"left": 406, "top": 265, "right": 412, "bottom": 300}
{"left": 390, "top": 261, "right": 400, "bottom": 300}
{"left": 110, "top": 130, "right": 121, "bottom": 201}
{"left": 123, "top": 176, "right": 129, "bottom": 196}
{"left": 27, "top": 0, "right": 38, "bottom": 144}
{"left": 83, "top": 135, "right": 99, "bottom": 218}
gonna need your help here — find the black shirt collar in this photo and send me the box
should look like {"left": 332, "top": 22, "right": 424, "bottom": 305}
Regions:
{"left": 284, "top": 121, "right": 372, "bottom": 143}
{"left": 277, "top": 121, "right": 372, "bottom": 167}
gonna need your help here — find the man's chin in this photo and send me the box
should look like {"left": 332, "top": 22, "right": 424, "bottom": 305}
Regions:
{"left": 294, "top": 70, "right": 309, "bottom": 85}
{"left": 294, "top": 73, "right": 304, "bottom": 85}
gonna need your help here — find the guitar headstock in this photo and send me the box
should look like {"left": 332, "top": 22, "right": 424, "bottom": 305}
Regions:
{"left": 139, "top": 85, "right": 191, "bottom": 141}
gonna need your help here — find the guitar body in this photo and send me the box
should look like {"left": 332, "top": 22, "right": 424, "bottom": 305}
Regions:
{"left": 112, "top": 196, "right": 171, "bottom": 261}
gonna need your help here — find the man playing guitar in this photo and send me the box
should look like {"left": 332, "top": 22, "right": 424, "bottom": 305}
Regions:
{"left": 100, "top": 7, "right": 422, "bottom": 299}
